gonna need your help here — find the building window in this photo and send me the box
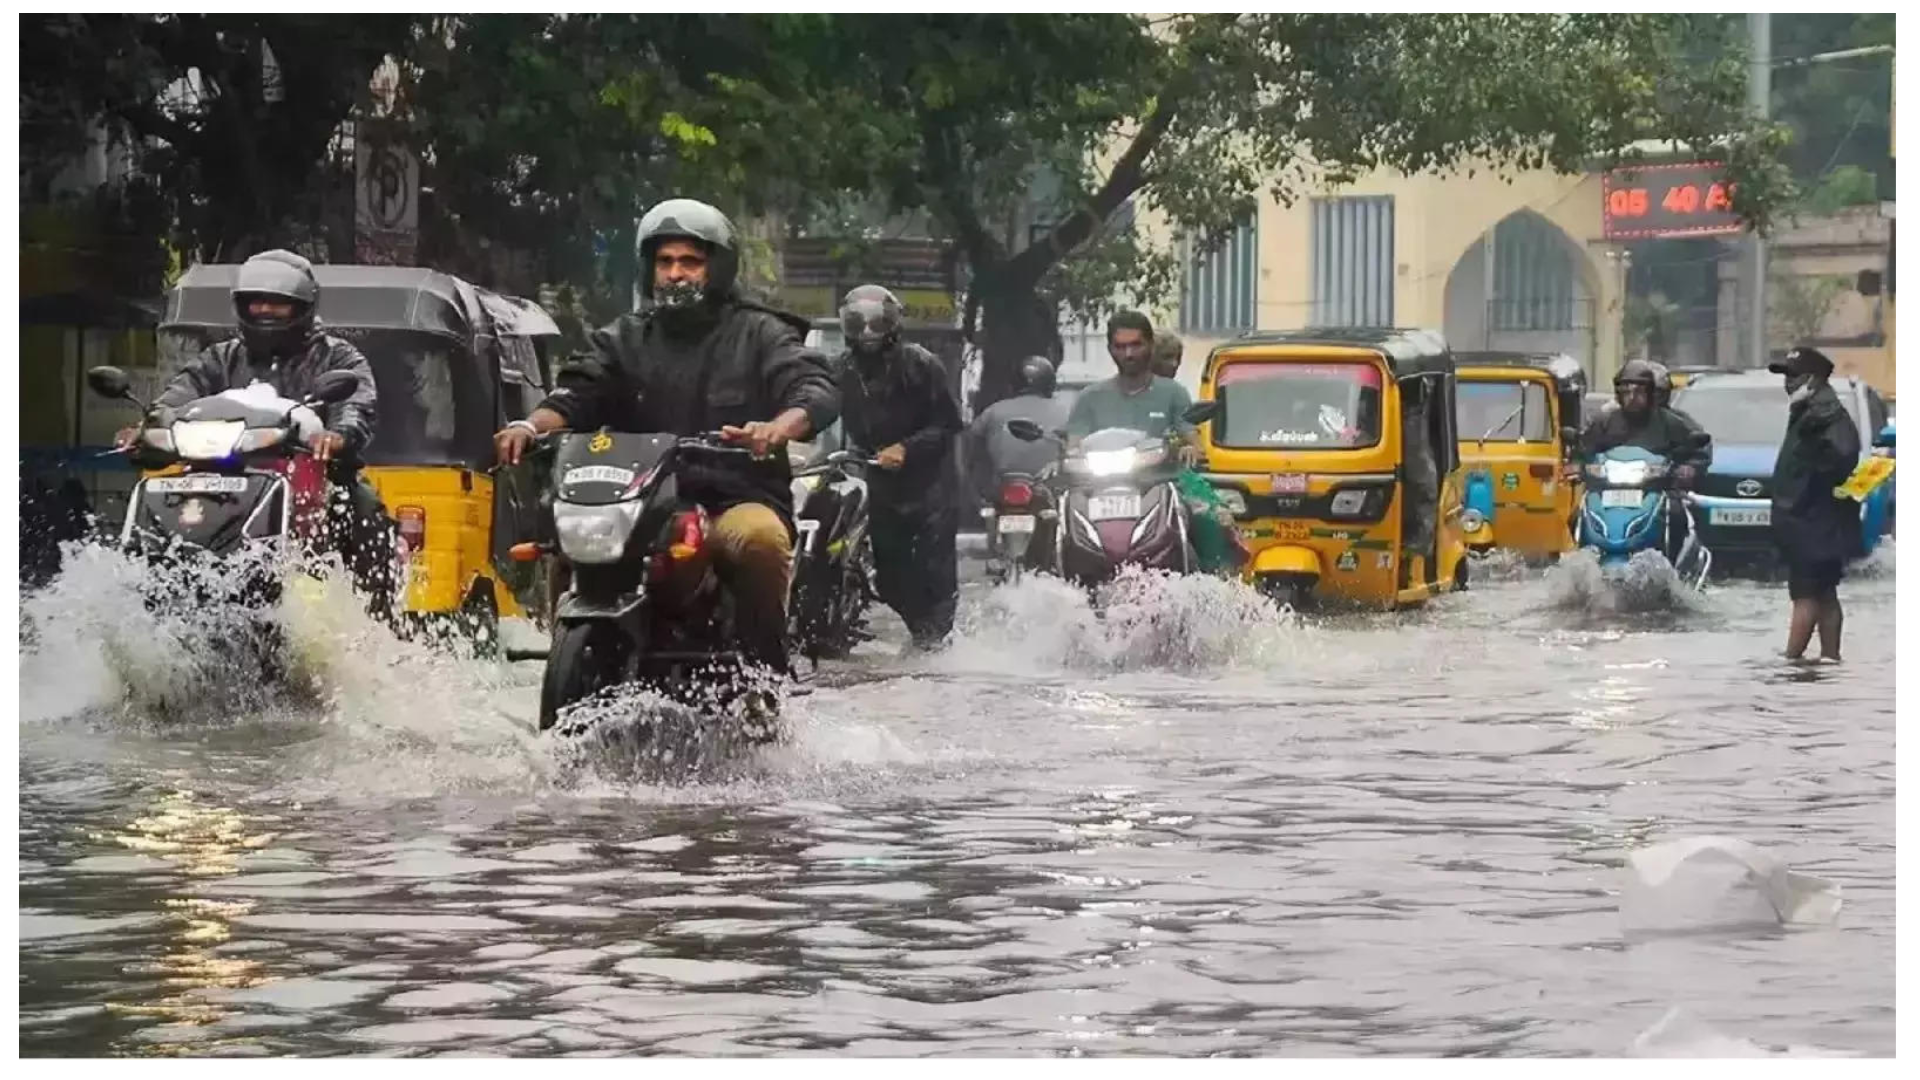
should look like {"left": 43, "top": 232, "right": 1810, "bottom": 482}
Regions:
{"left": 1311, "top": 196, "right": 1395, "bottom": 327}
{"left": 1180, "top": 214, "right": 1257, "bottom": 334}
{"left": 1490, "top": 213, "right": 1577, "bottom": 331}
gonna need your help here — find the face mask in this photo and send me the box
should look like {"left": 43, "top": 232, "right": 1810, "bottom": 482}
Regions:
{"left": 654, "top": 279, "right": 704, "bottom": 311}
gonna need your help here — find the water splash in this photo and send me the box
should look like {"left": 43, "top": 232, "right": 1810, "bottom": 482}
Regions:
{"left": 943, "top": 567, "right": 1307, "bottom": 675}
{"left": 1544, "top": 548, "right": 1703, "bottom": 617}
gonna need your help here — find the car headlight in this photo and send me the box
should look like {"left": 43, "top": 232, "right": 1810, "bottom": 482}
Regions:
{"left": 553, "top": 500, "right": 644, "bottom": 565}
{"left": 1329, "top": 489, "right": 1371, "bottom": 517}
{"left": 1603, "top": 459, "right": 1650, "bottom": 486}
{"left": 1214, "top": 488, "right": 1248, "bottom": 516}
{"left": 171, "top": 420, "right": 245, "bottom": 459}
{"left": 236, "top": 427, "right": 287, "bottom": 454}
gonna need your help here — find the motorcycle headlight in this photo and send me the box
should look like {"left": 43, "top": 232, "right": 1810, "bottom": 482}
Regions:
{"left": 1603, "top": 459, "right": 1650, "bottom": 486}
{"left": 553, "top": 499, "right": 644, "bottom": 565}
{"left": 235, "top": 427, "right": 287, "bottom": 454}
{"left": 1461, "top": 508, "right": 1487, "bottom": 532}
{"left": 171, "top": 420, "right": 245, "bottom": 460}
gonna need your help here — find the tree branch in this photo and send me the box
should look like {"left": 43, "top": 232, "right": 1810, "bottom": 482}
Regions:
{"left": 1005, "top": 85, "right": 1179, "bottom": 286}
{"left": 921, "top": 110, "right": 1004, "bottom": 269}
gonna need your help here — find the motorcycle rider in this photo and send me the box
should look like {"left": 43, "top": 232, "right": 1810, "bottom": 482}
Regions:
{"left": 1151, "top": 330, "right": 1185, "bottom": 380}
{"left": 833, "top": 284, "right": 964, "bottom": 652}
{"left": 967, "top": 355, "right": 1072, "bottom": 573}
{"left": 493, "top": 198, "right": 839, "bottom": 680}
{"left": 967, "top": 355, "right": 1071, "bottom": 503}
{"left": 117, "top": 249, "right": 396, "bottom": 611}
{"left": 1579, "top": 358, "right": 1713, "bottom": 562}
{"left": 1066, "top": 311, "right": 1198, "bottom": 450}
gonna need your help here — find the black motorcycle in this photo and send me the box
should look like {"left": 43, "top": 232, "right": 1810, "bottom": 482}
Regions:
{"left": 788, "top": 449, "right": 878, "bottom": 663}
{"left": 523, "top": 429, "right": 786, "bottom": 734}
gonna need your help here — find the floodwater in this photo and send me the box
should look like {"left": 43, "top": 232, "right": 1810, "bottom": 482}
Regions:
{"left": 17, "top": 543, "right": 1897, "bottom": 1057}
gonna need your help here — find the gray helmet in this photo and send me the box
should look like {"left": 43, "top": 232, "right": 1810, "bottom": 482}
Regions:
{"left": 637, "top": 198, "right": 739, "bottom": 305}
{"left": 1015, "top": 355, "right": 1057, "bottom": 397}
{"left": 839, "top": 284, "right": 903, "bottom": 355}
{"left": 1644, "top": 360, "right": 1674, "bottom": 407}
{"left": 231, "top": 249, "right": 319, "bottom": 357}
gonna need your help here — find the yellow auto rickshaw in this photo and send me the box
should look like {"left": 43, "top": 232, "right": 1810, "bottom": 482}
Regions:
{"left": 158, "top": 265, "right": 560, "bottom": 641}
{"left": 1452, "top": 351, "right": 1587, "bottom": 561}
{"left": 1196, "top": 328, "right": 1469, "bottom": 610}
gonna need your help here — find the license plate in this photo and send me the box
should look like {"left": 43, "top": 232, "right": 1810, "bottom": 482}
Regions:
{"left": 997, "top": 514, "right": 1036, "bottom": 534}
{"left": 1271, "top": 473, "right": 1309, "bottom": 494}
{"left": 147, "top": 475, "right": 247, "bottom": 495}
{"left": 565, "top": 465, "right": 636, "bottom": 486}
{"left": 1273, "top": 520, "right": 1311, "bottom": 541}
{"left": 1600, "top": 489, "right": 1645, "bottom": 509}
{"left": 1087, "top": 493, "right": 1142, "bottom": 521}
{"left": 1710, "top": 506, "right": 1771, "bottom": 527}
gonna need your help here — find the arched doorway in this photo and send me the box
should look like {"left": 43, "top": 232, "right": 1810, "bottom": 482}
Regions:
{"left": 1444, "top": 211, "right": 1598, "bottom": 371}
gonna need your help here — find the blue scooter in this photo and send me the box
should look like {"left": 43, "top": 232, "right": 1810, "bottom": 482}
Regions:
{"left": 1576, "top": 445, "right": 1711, "bottom": 590}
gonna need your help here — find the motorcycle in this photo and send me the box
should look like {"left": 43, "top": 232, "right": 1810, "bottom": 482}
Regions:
{"left": 788, "top": 449, "right": 878, "bottom": 663}
{"left": 513, "top": 429, "right": 783, "bottom": 734}
{"left": 981, "top": 470, "right": 1052, "bottom": 585}
{"left": 1576, "top": 444, "right": 1712, "bottom": 590}
{"left": 1007, "top": 402, "right": 1216, "bottom": 587}
{"left": 85, "top": 365, "right": 366, "bottom": 617}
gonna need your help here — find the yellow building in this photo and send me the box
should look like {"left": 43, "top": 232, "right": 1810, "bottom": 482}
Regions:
{"left": 1145, "top": 167, "right": 1625, "bottom": 392}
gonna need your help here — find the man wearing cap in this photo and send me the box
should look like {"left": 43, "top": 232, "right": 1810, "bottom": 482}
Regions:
{"left": 1768, "top": 346, "right": 1862, "bottom": 662}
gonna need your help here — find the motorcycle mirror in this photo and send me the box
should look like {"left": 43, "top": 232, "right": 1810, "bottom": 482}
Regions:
{"left": 1006, "top": 419, "right": 1046, "bottom": 442}
{"left": 309, "top": 371, "right": 362, "bottom": 406}
{"left": 86, "top": 365, "right": 136, "bottom": 403}
{"left": 1182, "top": 400, "right": 1218, "bottom": 425}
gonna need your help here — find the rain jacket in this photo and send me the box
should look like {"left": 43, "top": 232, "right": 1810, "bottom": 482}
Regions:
{"left": 155, "top": 330, "right": 378, "bottom": 453}
{"left": 1771, "top": 382, "right": 1863, "bottom": 565}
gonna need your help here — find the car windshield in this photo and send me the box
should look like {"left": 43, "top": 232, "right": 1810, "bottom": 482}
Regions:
{"left": 1457, "top": 380, "right": 1553, "bottom": 442}
{"left": 1674, "top": 383, "right": 1863, "bottom": 446}
{"left": 1214, "top": 362, "right": 1382, "bottom": 450}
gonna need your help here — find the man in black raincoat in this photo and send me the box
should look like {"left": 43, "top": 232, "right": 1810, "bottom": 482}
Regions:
{"left": 494, "top": 198, "right": 840, "bottom": 679}
{"left": 833, "top": 284, "right": 964, "bottom": 652}
{"left": 1768, "top": 347, "right": 1862, "bottom": 661}
{"left": 120, "top": 249, "right": 397, "bottom": 612}
{"left": 1580, "top": 358, "right": 1713, "bottom": 563}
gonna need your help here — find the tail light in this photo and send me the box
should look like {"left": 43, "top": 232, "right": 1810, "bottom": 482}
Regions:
{"left": 396, "top": 505, "right": 426, "bottom": 553}
{"left": 669, "top": 509, "right": 706, "bottom": 560}
{"left": 1529, "top": 463, "right": 1557, "bottom": 480}
{"left": 999, "top": 479, "right": 1034, "bottom": 508}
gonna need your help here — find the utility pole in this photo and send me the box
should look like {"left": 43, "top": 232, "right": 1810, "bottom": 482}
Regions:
{"left": 1745, "top": 12, "right": 1771, "bottom": 368}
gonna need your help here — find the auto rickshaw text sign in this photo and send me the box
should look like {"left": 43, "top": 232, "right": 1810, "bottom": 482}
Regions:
{"left": 1601, "top": 161, "right": 1743, "bottom": 240}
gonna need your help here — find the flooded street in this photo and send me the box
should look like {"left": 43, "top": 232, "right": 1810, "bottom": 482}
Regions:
{"left": 17, "top": 547, "right": 1896, "bottom": 1057}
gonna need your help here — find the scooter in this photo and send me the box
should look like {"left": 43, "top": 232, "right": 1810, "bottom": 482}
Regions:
{"left": 1576, "top": 444, "right": 1711, "bottom": 590}
{"left": 1007, "top": 402, "right": 1216, "bottom": 588}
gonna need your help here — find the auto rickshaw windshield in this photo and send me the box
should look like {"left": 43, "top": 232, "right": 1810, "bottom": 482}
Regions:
{"left": 1458, "top": 381, "right": 1553, "bottom": 442}
{"left": 1214, "top": 362, "right": 1383, "bottom": 450}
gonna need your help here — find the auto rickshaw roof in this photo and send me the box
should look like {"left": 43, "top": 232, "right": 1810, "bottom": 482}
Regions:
{"left": 1450, "top": 350, "right": 1587, "bottom": 390}
{"left": 161, "top": 263, "right": 547, "bottom": 343}
{"left": 1213, "top": 327, "right": 1454, "bottom": 379}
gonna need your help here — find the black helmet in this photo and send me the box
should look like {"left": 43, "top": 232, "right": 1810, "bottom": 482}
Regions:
{"left": 1015, "top": 355, "right": 1057, "bottom": 397}
{"left": 637, "top": 198, "right": 739, "bottom": 308}
{"left": 1614, "top": 359, "right": 1659, "bottom": 390}
{"left": 839, "top": 284, "right": 903, "bottom": 355}
{"left": 231, "top": 249, "right": 319, "bottom": 358}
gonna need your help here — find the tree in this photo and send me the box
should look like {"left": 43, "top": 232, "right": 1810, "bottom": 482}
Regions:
{"left": 1771, "top": 13, "right": 1895, "bottom": 204}
{"left": 743, "top": 14, "right": 1792, "bottom": 403}
{"left": 1771, "top": 273, "right": 1851, "bottom": 348}
{"left": 20, "top": 14, "right": 418, "bottom": 262}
